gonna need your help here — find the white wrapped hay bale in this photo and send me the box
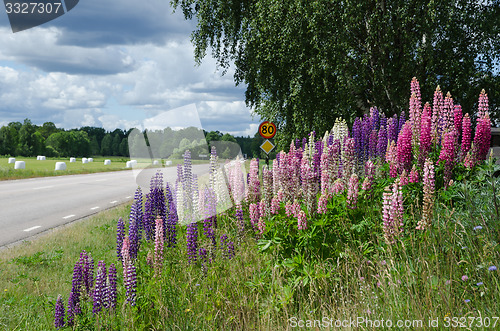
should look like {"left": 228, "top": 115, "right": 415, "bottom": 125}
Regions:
{"left": 70, "top": 157, "right": 76, "bottom": 163}
{"left": 126, "top": 161, "right": 132, "bottom": 168}
{"left": 88, "top": 158, "right": 93, "bottom": 162}
{"left": 14, "top": 161, "right": 25, "bottom": 169}
{"left": 82, "top": 158, "right": 88, "bottom": 164}
{"left": 55, "top": 162, "right": 66, "bottom": 171}
{"left": 37, "top": 155, "right": 46, "bottom": 160}
{"left": 104, "top": 159, "right": 111, "bottom": 165}
{"left": 153, "top": 160, "right": 160, "bottom": 166}
{"left": 165, "top": 160, "right": 172, "bottom": 166}
{"left": 8, "top": 157, "right": 15, "bottom": 164}
{"left": 126, "top": 160, "right": 137, "bottom": 168}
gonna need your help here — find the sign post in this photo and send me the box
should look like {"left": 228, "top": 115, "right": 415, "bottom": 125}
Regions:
{"left": 259, "top": 121, "right": 277, "bottom": 167}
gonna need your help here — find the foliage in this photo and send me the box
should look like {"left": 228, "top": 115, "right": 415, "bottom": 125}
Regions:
{"left": 171, "top": 0, "right": 500, "bottom": 148}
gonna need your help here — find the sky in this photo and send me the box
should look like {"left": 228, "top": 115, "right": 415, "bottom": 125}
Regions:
{"left": 0, "top": 0, "right": 261, "bottom": 137}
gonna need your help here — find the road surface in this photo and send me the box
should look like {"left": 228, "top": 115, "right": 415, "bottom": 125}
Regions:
{"left": 0, "top": 164, "right": 210, "bottom": 248}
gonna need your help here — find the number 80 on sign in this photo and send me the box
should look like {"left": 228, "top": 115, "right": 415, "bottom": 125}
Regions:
{"left": 258, "top": 121, "right": 277, "bottom": 139}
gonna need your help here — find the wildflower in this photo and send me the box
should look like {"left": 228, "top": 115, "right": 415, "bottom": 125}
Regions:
{"left": 488, "top": 266, "right": 497, "bottom": 271}
{"left": 257, "top": 217, "right": 266, "bottom": 235}
{"left": 419, "top": 103, "right": 432, "bottom": 166}
{"left": 347, "top": 173, "right": 359, "bottom": 210}
{"left": 249, "top": 203, "right": 259, "bottom": 230}
{"left": 462, "top": 275, "right": 468, "bottom": 281}
{"left": 298, "top": 210, "right": 307, "bottom": 230}
{"left": 445, "top": 280, "right": 451, "bottom": 285}
{"left": 107, "top": 264, "right": 117, "bottom": 309}
{"left": 383, "top": 179, "right": 404, "bottom": 244}
{"left": 397, "top": 122, "right": 412, "bottom": 173}
{"left": 317, "top": 194, "right": 328, "bottom": 214}
{"left": 116, "top": 217, "right": 125, "bottom": 262}
{"left": 474, "top": 225, "right": 483, "bottom": 231}
{"left": 416, "top": 158, "right": 435, "bottom": 230}
{"left": 380, "top": 260, "right": 387, "bottom": 266}
{"left": 270, "top": 197, "right": 280, "bottom": 215}
{"left": 154, "top": 218, "right": 164, "bottom": 277}
{"left": 54, "top": 294, "right": 65, "bottom": 329}
{"left": 465, "top": 299, "right": 471, "bottom": 303}
{"left": 93, "top": 261, "right": 107, "bottom": 315}
{"left": 461, "top": 114, "right": 472, "bottom": 160}
{"left": 409, "top": 165, "right": 419, "bottom": 183}
{"left": 124, "top": 261, "right": 137, "bottom": 306}
{"left": 477, "top": 282, "right": 483, "bottom": 286}
{"left": 186, "top": 222, "right": 198, "bottom": 264}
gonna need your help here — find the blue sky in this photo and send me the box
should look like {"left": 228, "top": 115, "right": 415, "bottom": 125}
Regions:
{"left": 0, "top": 0, "right": 261, "bottom": 136}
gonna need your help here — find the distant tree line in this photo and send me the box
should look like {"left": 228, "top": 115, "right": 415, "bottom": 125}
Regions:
{"left": 0, "top": 119, "right": 270, "bottom": 158}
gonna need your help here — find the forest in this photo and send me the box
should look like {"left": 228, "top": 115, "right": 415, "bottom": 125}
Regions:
{"left": 0, "top": 119, "right": 269, "bottom": 159}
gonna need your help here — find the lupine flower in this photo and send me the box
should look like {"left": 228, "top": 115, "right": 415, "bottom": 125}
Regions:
{"left": 54, "top": 294, "right": 65, "bottom": 329}
{"left": 386, "top": 141, "right": 398, "bottom": 178}
{"left": 416, "top": 158, "right": 435, "bottom": 230}
{"left": 124, "top": 261, "right": 137, "bottom": 306}
{"left": 93, "top": 261, "right": 107, "bottom": 315}
{"left": 186, "top": 222, "right": 198, "bottom": 264}
{"left": 257, "top": 217, "right": 266, "bottom": 235}
{"left": 154, "top": 217, "right": 164, "bottom": 277}
{"left": 297, "top": 210, "right": 307, "bottom": 230}
{"left": 462, "top": 275, "right": 468, "bottom": 281}
{"left": 461, "top": 113, "right": 472, "bottom": 160}
{"left": 107, "top": 263, "right": 117, "bottom": 309}
{"left": 474, "top": 225, "right": 483, "bottom": 231}
{"left": 419, "top": 103, "right": 432, "bottom": 167}
{"left": 317, "top": 194, "right": 328, "bottom": 214}
{"left": 270, "top": 197, "right": 280, "bottom": 215}
{"left": 454, "top": 105, "right": 463, "bottom": 137}
{"left": 247, "top": 158, "right": 261, "bottom": 204}
{"left": 431, "top": 86, "right": 443, "bottom": 144}
{"left": 383, "top": 179, "right": 404, "bottom": 244}
{"left": 128, "top": 205, "right": 140, "bottom": 260}
{"left": 439, "top": 129, "right": 456, "bottom": 188}
{"left": 342, "top": 137, "right": 356, "bottom": 180}
{"left": 409, "top": 165, "right": 419, "bottom": 183}
{"left": 249, "top": 203, "right": 259, "bottom": 230}
{"left": 442, "top": 92, "right": 454, "bottom": 133}
{"left": 397, "top": 122, "right": 412, "bottom": 173}
{"left": 399, "top": 169, "right": 409, "bottom": 186}
{"left": 387, "top": 116, "right": 398, "bottom": 145}
{"left": 331, "top": 178, "right": 345, "bottom": 195}
{"left": 377, "top": 125, "right": 388, "bottom": 159}
{"left": 488, "top": 266, "right": 497, "bottom": 271}
{"left": 478, "top": 89, "right": 489, "bottom": 119}
{"left": 409, "top": 78, "right": 422, "bottom": 146}
{"left": 165, "top": 183, "right": 177, "bottom": 248}
{"left": 67, "top": 257, "right": 84, "bottom": 325}
{"left": 474, "top": 113, "right": 491, "bottom": 162}
{"left": 133, "top": 187, "right": 143, "bottom": 236}
{"left": 398, "top": 111, "right": 406, "bottom": 136}
{"left": 116, "top": 217, "right": 125, "bottom": 262}
{"left": 227, "top": 241, "right": 235, "bottom": 259}
{"left": 300, "top": 155, "right": 318, "bottom": 214}
{"left": 465, "top": 299, "right": 471, "bottom": 303}
{"left": 347, "top": 173, "right": 359, "bottom": 210}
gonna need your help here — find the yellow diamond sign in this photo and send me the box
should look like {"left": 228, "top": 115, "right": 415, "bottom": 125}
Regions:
{"left": 260, "top": 139, "right": 275, "bottom": 154}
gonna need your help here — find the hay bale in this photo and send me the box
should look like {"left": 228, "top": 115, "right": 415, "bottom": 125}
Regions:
{"left": 55, "top": 162, "right": 67, "bottom": 171}
{"left": 88, "top": 158, "right": 93, "bottom": 162}
{"left": 14, "top": 161, "right": 25, "bottom": 169}
{"left": 82, "top": 158, "right": 88, "bottom": 164}
{"left": 104, "top": 159, "right": 111, "bottom": 165}
{"left": 153, "top": 160, "right": 160, "bottom": 166}
{"left": 70, "top": 157, "right": 76, "bottom": 163}
{"left": 165, "top": 160, "right": 172, "bottom": 166}
{"left": 8, "top": 157, "right": 15, "bottom": 164}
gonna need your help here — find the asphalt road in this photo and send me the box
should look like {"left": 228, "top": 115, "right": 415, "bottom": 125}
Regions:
{"left": 0, "top": 164, "right": 210, "bottom": 248}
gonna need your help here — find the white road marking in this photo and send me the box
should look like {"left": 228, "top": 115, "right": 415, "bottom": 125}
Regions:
{"left": 110, "top": 200, "right": 118, "bottom": 204}
{"left": 126, "top": 196, "right": 132, "bottom": 199}
{"left": 90, "top": 206, "right": 100, "bottom": 210}
{"left": 63, "top": 214, "right": 75, "bottom": 219}
{"left": 33, "top": 185, "right": 54, "bottom": 190}
{"left": 23, "top": 226, "right": 41, "bottom": 232}
{"left": 95, "top": 179, "right": 107, "bottom": 182}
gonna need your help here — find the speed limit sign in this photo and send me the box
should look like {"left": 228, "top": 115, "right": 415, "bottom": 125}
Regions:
{"left": 258, "top": 121, "right": 277, "bottom": 139}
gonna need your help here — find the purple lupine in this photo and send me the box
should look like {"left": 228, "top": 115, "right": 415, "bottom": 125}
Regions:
{"left": 377, "top": 126, "right": 388, "bottom": 159}
{"left": 54, "top": 294, "right": 65, "bottom": 329}
{"left": 369, "top": 130, "right": 378, "bottom": 160}
{"left": 202, "top": 187, "right": 217, "bottom": 239}
{"left": 398, "top": 111, "right": 406, "bottom": 136}
{"left": 235, "top": 203, "right": 245, "bottom": 235}
{"left": 352, "top": 117, "right": 362, "bottom": 161}
{"left": 116, "top": 217, "right": 125, "bottom": 262}
{"left": 154, "top": 217, "right": 164, "bottom": 277}
{"left": 93, "top": 261, "right": 107, "bottom": 315}
{"left": 107, "top": 263, "right": 117, "bottom": 309}
{"left": 220, "top": 234, "right": 229, "bottom": 258}
{"left": 133, "top": 187, "right": 143, "bottom": 236}
{"left": 387, "top": 116, "right": 398, "bottom": 145}
{"left": 128, "top": 203, "right": 140, "bottom": 260}
{"left": 144, "top": 172, "right": 167, "bottom": 241}
{"left": 79, "top": 250, "right": 94, "bottom": 297}
{"left": 361, "top": 114, "right": 372, "bottom": 162}
{"left": 124, "top": 262, "right": 137, "bottom": 306}
{"left": 165, "top": 182, "right": 177, "bottom": 248}
{"left": 371, "top": 107, "right": 380, "bottom": 131}
{"left": 227, "top": 241, "right": 235, "bottom": 259}
{"left": 67, "top": 258, "right": 84, "bottom": 325}
{"left": 186, "top": 222, "right": 198, "bottom": 264}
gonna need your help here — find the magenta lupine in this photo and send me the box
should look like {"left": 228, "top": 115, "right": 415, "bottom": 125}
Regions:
{"left": 93, "top": 261, "right": 107, "bottom": 315}
{"left": 474, "top": 113, "right": 492, "bottom": 162}
{"left": 397, "top": 122, "right": 412, "bottom": 173}
{"left": 317, "top": 194, "right": 328, "bottom": 214}
{"left": 347, "top": 173, "right": 359, "bottom": 210}
{"left": 154, "top": 217, "right": 164, "bottom": 277}
{"left": 54, "top": 294, "right": 65, "bottom": 329}
{"left": 439, "top": 129, "right": 456, "bottom": 188}
{"left": 297, "top": 210, "right": 307, "bottom": 230}
{"left": 249, "top": 203, "right": 259, "bottom": 230}
{"left": 442, "top": 92, "right": 454, "bottom": 133}
{"left": 186, "top": 222, "right": 198, "bottom": 264}
{"left": 461, "top": 113, "right": 472, "bottom": 159}
{"left": 300, "top": 155, "right": 317, "bottom": 215}
{"left": 431, "top": 86, "right": 443, "bottom": 144}
{"left": 416, "top": 158, "right": 435, "bottom": 230}
{"left": 116, "top": 217, "right": 125, "bottom": 262}
{"left": 409, "top": 165, "right": 419, "bottom": 183}
{"left": 454, "top": 105, "right": 463, "bottom": 137}
{"left": 478, "top": 89, "right": 489, "bottom": 119}
{"left": 107, "top": 263, "right": 117, "bottom": 309}
{"left": 418, "top": 103, "right": 431, "bottom": 167}
{"left": 285, "top": 202, "right": 294, "bottom": 217}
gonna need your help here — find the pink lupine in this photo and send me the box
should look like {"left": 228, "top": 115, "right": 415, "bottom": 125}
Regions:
{"left": 478, "top": 89, "right": 488, "bottom": 119}
{"left": 297, "top": 210, "right": 307, "bottom": 230}
{"left": 317, "top": 194, "right": 328, "bottom": 214}
{"left": 361, "top": 160, "right": 375, "bottom": 196}
{"left": 270, "top": 197, "right": 280, "bottom": 215}
{"left": 474, "top": 113, "right": 491, "bottom": 162}
{"left": 320, "top": 149, "right": 330, "bottom": 194}
{"left": 247, "top": 159, "right": 260, "bottom": 203}
{"left": 285, "top": 202, "right": 294, "bottom": 217}
{"left": 409, "top": 77, "right": 422, "bottom": 147}
{"left": 301, "top": 156, "right": 317, "bottom": 215}
{"left": 397, "top": 122, "right": 412, "bottom": 173}
{"left": 342, "top": 137, "right": 356, "bottom": 181}
{"left": 249, "top": 203, "right": 259, "bottom": 230}
{"left": 257, "top": 217, "right": 266, "bottom": 235}
{"left": 419, "top": 103, "right": 432, "bottom": 167}
{"left": 454, "top": 105, "right": 463, "bottom": 137}
{"left": 262, "top": 165, "right": 273, "bottom": 205}
{"left": 442, "top": 92, "right": 454, "bottom": 133}
{"left": 439, "top": 129, "right": 456, "bottom": 188}
{"left": 386, "top": 141, "right": 398, "bottom": 178}
{"left": 383, "top": 179, "right": 403, "bottom": 244}
{"left": 331, "top": 178, "right": 345, "bottom": 195}
{"left": 399, "top": 169, "right": 409, "bottom": 186}
{"left": 416, "top": 158, "right": 435, "bottom": 230}
{"left": 277, "top": 189, "right": 284, "bottom": 203}
{"left": 347, "top": 173, "right": 359, "bottom": 209}
{"left": 431, "top": 86, "right": 443, "bottom": 144}
{"left": 409, "top": 165, "right": 419, "bottom": 183}
{"left": 259, "top": 199, "right": 267, "bottom": 219}
{"left": 461, "top": 113, "right": 472, "bottom": 159}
